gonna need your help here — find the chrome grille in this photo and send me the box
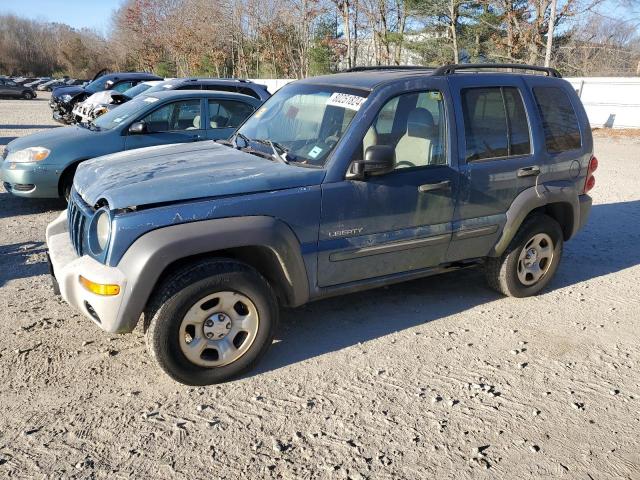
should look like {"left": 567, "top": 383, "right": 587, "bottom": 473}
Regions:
{"left": 67, "top": 190, "right": 93, "bottom": 256}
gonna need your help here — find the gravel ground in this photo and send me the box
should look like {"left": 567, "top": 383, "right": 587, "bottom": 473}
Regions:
{"left": 1, "top": 97, "right": 640, "bottom": 479}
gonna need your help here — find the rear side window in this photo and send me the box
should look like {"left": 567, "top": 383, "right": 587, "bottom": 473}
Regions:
{"left": 461, "top": 87, "right": 531, "bottom": 161}
{"left": 532, "top": 87, "right": 581, "bottom": 153}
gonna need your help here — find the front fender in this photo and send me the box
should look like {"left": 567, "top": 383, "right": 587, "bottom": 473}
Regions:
{"left": 113, "top": 216, "right": 309, "bottom": 332}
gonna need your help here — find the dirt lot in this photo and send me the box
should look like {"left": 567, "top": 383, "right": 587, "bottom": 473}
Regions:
{"left": 1, "top": 96, "right": 639, "bottom": 479}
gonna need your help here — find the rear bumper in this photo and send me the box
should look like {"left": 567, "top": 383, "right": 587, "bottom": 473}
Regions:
{"left": 46, "top": 211, "right": 129, "bottom": 333}
{"left": 577, "top": 194, "right": 592, "bottom": 232}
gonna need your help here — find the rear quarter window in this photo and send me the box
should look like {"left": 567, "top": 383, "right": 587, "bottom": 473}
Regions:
{"left": 532, "top": 86, "right": 581, "bottom": 153}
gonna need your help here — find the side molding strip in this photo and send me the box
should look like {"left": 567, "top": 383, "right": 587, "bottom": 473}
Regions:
{"left": 329, "top": 234, "right": 450, "bottom": 262}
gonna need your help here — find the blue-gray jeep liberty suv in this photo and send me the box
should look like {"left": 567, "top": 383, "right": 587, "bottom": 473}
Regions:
{"left": 45, "top": 64, "right": 596, "bottom": 385}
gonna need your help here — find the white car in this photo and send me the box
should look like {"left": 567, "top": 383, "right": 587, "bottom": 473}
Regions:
{"left": 72, "top": 80, "right": 165, "bottom": 123}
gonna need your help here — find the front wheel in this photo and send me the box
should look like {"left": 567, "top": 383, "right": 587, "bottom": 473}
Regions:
{"left": 22, "top": 91, "right": 34, "bottom": 100}
{"left": 144, "top": 260, "right": 278, "bottom": 385}
{"left": 485, "top": 214, "right": 563, "bottom": 297}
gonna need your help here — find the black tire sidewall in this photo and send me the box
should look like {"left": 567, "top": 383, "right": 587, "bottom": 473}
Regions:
{"left": 148, "top": 266, "right": 277, "bottom": 385}
{"left": 503, "top": 216, "right": 563, "bottom": 297}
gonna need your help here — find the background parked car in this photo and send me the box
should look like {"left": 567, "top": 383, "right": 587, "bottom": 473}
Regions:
{"left": 37, "top": 79, "right": 67, "bottom": 91}
{"left": 24, "top": 77, "right": 52, "bottom": 88}
{"left": 49, "top": 72, "right": 162, "bottom": 124}
{"left": 72, "top": 80, "right": 165, "bottom": 123}
{"left": 0, "top": 78, "right": 36, "bottom": 99}
{"left": 72, "top": 78, "right": 271, "bottom": 124}
{"left": 145, "top": 78, "right": 271, "bottom": 101}
{"left": 2, "top": 90, "right": 261, "bottom": 199}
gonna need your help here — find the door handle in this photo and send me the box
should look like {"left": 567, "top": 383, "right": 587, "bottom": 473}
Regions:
{"left": 418, "top": 180, "right": 451, "bottom": 193}
{"left": 517, "top": 165, "right": 541, "bottom": 177}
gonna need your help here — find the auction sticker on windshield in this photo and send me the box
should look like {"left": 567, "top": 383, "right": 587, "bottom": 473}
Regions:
{"left": 327, "top": 92, "right": 366, "bottom": 111}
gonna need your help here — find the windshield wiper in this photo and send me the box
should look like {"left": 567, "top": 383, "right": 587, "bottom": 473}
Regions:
{"left": 267, "top": 140, "right": 289, "bottom": 164}
{"left": 232, "top": 132, "right": 252, "bottom": 149}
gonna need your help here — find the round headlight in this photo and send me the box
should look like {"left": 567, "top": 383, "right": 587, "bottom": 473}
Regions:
{"left": 96, "top": 210, "right": 111, "bottom": 251}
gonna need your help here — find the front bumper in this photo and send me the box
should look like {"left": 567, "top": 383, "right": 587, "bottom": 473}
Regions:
{"left": 46, "top": 211, "right": 128, "bottom": 333}
{"left": 1, "top": 161, "right": 60, "bottom": 198}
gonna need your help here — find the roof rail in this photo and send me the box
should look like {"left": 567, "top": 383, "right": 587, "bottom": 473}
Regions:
{"left": 344, "top": 65, "right": 435, "bottom": 73}
{"left": 433, "top": 63, "right": 562, "bottom": 78}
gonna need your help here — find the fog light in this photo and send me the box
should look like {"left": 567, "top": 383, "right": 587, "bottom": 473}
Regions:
{"left": 79, "top": 276, "right": 120, "bottom": 296}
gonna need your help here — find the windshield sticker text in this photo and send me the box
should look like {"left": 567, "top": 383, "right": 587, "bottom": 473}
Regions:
{"left": 327, "top": 92, "right": 366, "bottom": 111}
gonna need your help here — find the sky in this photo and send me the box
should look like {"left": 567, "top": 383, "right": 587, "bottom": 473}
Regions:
{"left": 1, "top": 0, "right": 638, "bottom": 36}
{"left": 0, "top": 0, "right": 126, "bottom": 35}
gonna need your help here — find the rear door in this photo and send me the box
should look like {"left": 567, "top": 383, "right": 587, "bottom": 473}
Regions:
{"left": 124, "top": 98, "right": 206, "bottom": 150}
{"left": 446, "top": 75, "right": 540, "bottom": 261}
{"left": 204, "top": 98, "right": 257, "bottom": 140}
{"left": 318, "top": 83, "right": 457, "bottom": 287}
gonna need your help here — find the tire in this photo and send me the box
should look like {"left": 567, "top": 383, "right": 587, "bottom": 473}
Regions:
{"left": 485, "top": 214, "right": 563, "bottom": 297}
{"left": 22, "top": 91, "right": 34, "bottom": 100}
{"left": 144, "top": 259, "right": 279, "bottom": 385}
{"left": 60, "top": 169, "right": 74, "bottom": 202}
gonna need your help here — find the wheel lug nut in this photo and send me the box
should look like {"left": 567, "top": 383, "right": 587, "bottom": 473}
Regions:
{"left": 218, "top": 314, "right": 225, "bottom": 321}
{"left": 206, "top": 332, "right": 213, "bottom": 339}
{"left": 205, "top": 320, "right": 213, "bottom": 327}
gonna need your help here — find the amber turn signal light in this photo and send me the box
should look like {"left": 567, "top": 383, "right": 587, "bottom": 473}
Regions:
{"left": 79, "top": 276, "right": 120, "bottom": 296}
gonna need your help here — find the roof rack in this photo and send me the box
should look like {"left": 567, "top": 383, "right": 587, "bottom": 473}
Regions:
{"left": 433, "top": 63, "right": 562, "bottom": 78}
{"left": 344, "top": 65, "right": 435, "bottom": 73}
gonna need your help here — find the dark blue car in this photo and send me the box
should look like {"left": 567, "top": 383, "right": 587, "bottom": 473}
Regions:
{"left": 46, "top": 64, "right": 595, "bottom": 384}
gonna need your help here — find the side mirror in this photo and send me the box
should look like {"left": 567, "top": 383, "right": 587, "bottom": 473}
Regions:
{"left": 349, "top": 145, "right": 396, "bottom": 179}
{"left": 128, "top": 121, "right": 147, "bottom": 134}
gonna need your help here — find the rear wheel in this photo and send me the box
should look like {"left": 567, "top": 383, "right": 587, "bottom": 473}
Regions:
{"left": 485, "top": 214, "right": 563, "bottom": 297}
{"left": 144, "top": 260, "right": 278, "bottom": 385}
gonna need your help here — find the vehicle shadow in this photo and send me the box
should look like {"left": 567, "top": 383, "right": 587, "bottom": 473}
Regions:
{"left": 0, "top": 192, "right": 66, "bottom": 221}
{"left": 0, "top": 241, "right": 49, "bottom": 287}
{"left": 253, "top": 199, "right": 640, "bottom": 376}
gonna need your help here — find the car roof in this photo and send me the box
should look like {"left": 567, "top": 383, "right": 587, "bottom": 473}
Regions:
{"left": 297, "top": 69, "right": 437, "bottom": 91}
{"left": 296, "top": 64, "right": 562, "bottom": 91}
{"left": 162, "top": 78, "right": 267, "bottom": 88}
{"left": 102, "top": 72, "right": 162, "bottom": 80}
{"left": 141, "top": 90, "right": 261, "bottom": 102}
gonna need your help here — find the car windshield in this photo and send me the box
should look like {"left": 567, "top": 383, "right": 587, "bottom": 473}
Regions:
{"left": 93, "top": 95, "right": 158, "bottom": 130}
{"left": 84, "top": 76, "right": 109, "bottom": 94}
{"left": 122, "top": 83, "right": 153, "bottom": 98}
{"left": 237, "top": 84, "right": 368, "bottom": 167}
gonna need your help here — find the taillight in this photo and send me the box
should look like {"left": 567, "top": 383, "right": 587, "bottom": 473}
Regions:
{"left": 583, "top": 155, "right": 598, "bottom": 193}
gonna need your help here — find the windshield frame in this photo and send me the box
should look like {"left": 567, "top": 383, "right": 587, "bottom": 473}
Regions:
{"left": 236, "top": 83, "right": 369, "bottom": 168}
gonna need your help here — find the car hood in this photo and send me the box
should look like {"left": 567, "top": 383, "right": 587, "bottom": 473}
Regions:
{"left": 52, "top": 86, "right": 85, "bottom": 100}
{"left": 5, "top": 125, "right": 96, "bottom": 153}
{"left": 81, "top": 90, "right": 115, "bottom": 107}
{"left": 74, "top": 141, "right": 326, "bottom": 209}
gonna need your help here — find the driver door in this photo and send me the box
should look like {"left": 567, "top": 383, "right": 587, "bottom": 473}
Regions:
{"left": 124, "top": 99, "right": 206, "bottom": 150}
{"left": 317, "top": 88, "right": 456, "bottom": 287}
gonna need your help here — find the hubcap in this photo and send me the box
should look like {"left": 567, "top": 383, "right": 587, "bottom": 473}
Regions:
{"left": 179, "top": 291, "right": 259, "bottom": 367}
{"left": 517, "top": 233, "right": 554, "bottom": 286}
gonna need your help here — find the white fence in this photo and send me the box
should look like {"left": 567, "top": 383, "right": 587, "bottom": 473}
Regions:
{"left": 565, "top": 77, "right": 640, "bottom": 129}
{"left": 254, "top": 77, "right": 640, "bottom": 129}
